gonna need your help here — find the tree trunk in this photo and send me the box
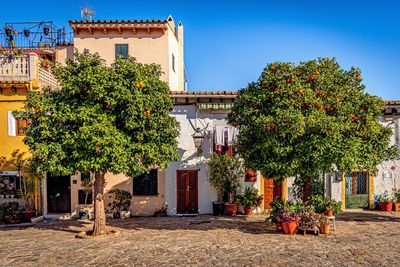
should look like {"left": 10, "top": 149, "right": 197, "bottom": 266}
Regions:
{"left": 92, "top": 171, "right": 106, "bottom": 236}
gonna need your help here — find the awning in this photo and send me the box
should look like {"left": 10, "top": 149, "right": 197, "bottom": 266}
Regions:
{"left": 198, "top": 103, "right": 234, "bottom": 110}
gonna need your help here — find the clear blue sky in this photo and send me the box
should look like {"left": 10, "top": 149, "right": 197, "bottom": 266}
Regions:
{"left": 2, "top": 0, "right": 399, "bottom": 99}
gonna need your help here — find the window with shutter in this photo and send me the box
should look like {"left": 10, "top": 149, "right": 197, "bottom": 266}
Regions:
{"left": 15, "top": 117, "right": 28, "bottom": 136}
{"left": 133, "top": 169, "right": 158, "bottom": 195}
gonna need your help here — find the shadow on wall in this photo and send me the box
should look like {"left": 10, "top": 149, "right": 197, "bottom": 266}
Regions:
{"left": 103, "top": 173, "right": 165, "bottom": 217}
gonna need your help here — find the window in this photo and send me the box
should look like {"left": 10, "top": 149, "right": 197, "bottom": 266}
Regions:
{"left": 115, "top": 44, "right": 129, "bottom": 59}
{"left": 78, "top": 190, "right": 93, "bottom": 205}
{"left": 172, "top": 53, "right": 175, "bottom": 72}
{"left": 15, "top": 117, "right": 28, "bottom": 136}
{"left": 133, "top": 169, "right": 158, "bottom": 195}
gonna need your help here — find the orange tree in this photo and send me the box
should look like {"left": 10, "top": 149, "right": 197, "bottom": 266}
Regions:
{"left": 17, "top": 50, "right": 179, "bottom": 235}
{"left": 228, "top": 58, "right": 397, "bottom": 199}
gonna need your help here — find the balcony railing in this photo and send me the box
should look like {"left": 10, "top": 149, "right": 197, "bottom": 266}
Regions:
{"left": 0, "top": 53, "right": 59, "bottom": 89}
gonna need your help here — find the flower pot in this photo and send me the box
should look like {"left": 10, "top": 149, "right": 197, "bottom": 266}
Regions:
{"left": 320, "top": 224, "right": 330, "bottom": 234}
{"left": 282, "top": 221, "right": 298, "bottom": 235}
{"left": 380, "top": 202, "right": 393, "bottom": 211}
{"left": 212, "top": 201, "right": 224, "bottom": 216}
{"left": 79, "top": 210, "right": 89, "bottom": 220}
{"left": 326, "top": 210, "right": 333, "bottom": 217}
{"left": 257, "top": 198, "right": 263, "bottom": 205}
{"left": 244, "top": 208, "right": 252, "bottom": 215}
{"left": 20, "top": 210, "right": 36, "bottom": 223}
{"left": 393, "top": 203, "right": 400, "bottom": 212}
{"left": 223, "top": 203, "right": 237, "bottom": 216}
{"left": 275, "top": 223, "right": 282, "bottom": 230}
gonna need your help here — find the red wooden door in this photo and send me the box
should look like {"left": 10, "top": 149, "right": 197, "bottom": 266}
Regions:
{"left": 264, "top": 178, "right": 282, "bottom": 209}
{"left": 177, "top": 170, "right": 198, "bottom": 214}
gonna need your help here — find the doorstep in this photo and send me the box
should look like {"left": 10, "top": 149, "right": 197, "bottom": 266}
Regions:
{"left": 44, "top": 213, "right": 72, "bottom": 220}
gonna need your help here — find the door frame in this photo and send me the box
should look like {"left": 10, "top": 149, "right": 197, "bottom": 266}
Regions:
{"left": 176, "top": 170, "right": 198, "bottom": 214}
{"left": 341, "top": 171, "right": 374, "bottom": 210}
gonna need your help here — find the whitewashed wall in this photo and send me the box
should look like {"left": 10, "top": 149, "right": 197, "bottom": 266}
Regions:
{"left": 166, "top": 105, "right": 258, "bottom": 215}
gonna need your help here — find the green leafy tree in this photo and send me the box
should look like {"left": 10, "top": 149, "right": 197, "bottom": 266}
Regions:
{"left": 17, "top": 50, "right": 179, "bottom": 235}
{"left": 228, "top": 58, "right": 397, "bottom": 200}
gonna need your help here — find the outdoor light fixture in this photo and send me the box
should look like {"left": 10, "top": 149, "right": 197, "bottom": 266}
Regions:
{"left": 192, "top": 127, "right": 204, "bottom": 155}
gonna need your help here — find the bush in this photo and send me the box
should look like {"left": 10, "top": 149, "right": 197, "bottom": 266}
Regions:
{"left": 240, "top": 187, "right": 261, "bottom": 208}
{"left": 107, "top": 189, "right": 132, "bottom": 212}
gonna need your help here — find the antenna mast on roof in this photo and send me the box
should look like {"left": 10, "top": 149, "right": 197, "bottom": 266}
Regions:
{"left": 81, "top": 4, "right": 95, "bottom": 21}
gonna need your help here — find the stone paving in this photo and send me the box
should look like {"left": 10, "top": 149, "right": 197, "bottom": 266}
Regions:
{"left": 1, "top": 210, "right": 400, "bottom": 266}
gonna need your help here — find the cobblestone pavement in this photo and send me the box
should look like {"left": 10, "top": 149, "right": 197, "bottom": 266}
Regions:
{"left": 1, "top": 210, "right": 400, "bottom": 267}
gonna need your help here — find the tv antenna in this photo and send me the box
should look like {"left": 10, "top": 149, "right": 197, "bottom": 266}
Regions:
{"left": 81, "top": 4, "right": 95, "bottom": 21}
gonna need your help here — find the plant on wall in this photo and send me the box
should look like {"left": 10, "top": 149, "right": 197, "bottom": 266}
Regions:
{"left": 228, "top": 58, "right": 398, "bottom": 201}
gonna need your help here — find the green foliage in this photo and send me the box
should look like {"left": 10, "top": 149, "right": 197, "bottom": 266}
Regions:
{"left": 207, "top": 153, "right": 244, "bottom": 201}
{"left": 393, "top": 188, "right": 400, "bottom": 203}
{"left": 16, "top": 50, "right": 180, "bottom": 177}
{"left": 1, "top": 202, "right": 20, "bottom": 223}
{"left": 310, "top": 195, "right": 326, "bottom": 213}
{"left": 107, "top": 189, "right": 132, "bottom": 212}
{"left": 240, "top": 187, "right": 261, "bottom": 208}
{"left": 228, "top": 58, "right": 397, "bottom": 182}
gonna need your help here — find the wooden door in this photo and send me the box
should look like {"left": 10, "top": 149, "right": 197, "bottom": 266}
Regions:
{"left": 264, "top": 178, "right": 282, "bottom": 209}
{"left": 47, "top": 174, "right": 71, "bottom": 213}
{"left": 177, "top": 170, "right": 198, "bottom": 214}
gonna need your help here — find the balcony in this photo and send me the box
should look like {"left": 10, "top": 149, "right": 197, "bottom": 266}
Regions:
{"left": 0, "top": 53, "right": 58, "bottom": 89}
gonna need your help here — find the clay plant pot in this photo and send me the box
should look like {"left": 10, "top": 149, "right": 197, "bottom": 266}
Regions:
{"left": 20, "top": 210, "right": 36, "bottom": 223}
{"left": 244, "top": 208, "right": 252, "bottom": 215}
{"left": 224, "top": 203, "right": 238, "bottom": 216}
{"left": 326, "top": 210, "right": 333, "bottom": 217}
{"left": 282, "top": 221, "right": 298, "bottom": 235}
{"left": 394, "top": 203, "right": 400, "bottom": 212}
{"left": 380, "top": 202, "right": 393, "bottom": 212}
{"left": 320, "top": 224, "right": 330, "bottom": 235}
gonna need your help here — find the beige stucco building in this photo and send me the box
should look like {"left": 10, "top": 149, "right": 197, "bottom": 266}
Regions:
{"left": 70, "top": 16, "right": 185, "bottom": 91}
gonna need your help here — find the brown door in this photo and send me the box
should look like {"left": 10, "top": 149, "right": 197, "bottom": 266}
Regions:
{"left": 177, "top": 170, "right": 198, "bottom": 214}
{"left": 47, "top": 174, "right": 71, "bottom": 213}
{"left": 264, "top": 178, "right": 282, "bottom": 209}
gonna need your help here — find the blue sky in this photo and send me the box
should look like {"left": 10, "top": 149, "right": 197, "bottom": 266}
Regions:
{"left": 1, "top": 0, "right": 399, "bottom": 99}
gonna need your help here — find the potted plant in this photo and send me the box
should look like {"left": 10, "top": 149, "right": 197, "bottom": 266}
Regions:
{"left": 298, "top": 210, "right": 320, "bottom": 233}
{"left": 207, "top": 153, "right": 243, "bottom": 216}
{"left": 379, "top": 192, "right": 393, "bottom": 211}
{"left": 277, "top": 208, "right": 300, "bottom": 235}
{"left": 14, "top": 160, "right": 37, "bottom": 222}
{"left": 393, "top": 188, "right": 400, "bottom": 212}
{"left": 107, "top": 189, "right": 132, "bottom": 219}
{"left": 325, "top": 198, "right": 342, "bottom": 216}
{"left": 2, "top": 202, "right": 20, "bottom": 224}
{"left": 319, "top": 216, "right": 330, "bottom": 234}
{"left": 270, "top": 198, "right": 284, "bottom": 230}
{"left": 240, "top": 187, "right": 261, "bottom": 215}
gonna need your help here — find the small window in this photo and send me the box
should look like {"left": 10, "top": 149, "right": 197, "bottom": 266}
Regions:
{"left": 115, "top": 44, "right": 129, "bottom": 59}
{"left": 15, "top": 118, "right": 28, "bottom": 136}
{"left": 133, "top": 169, "right": 158, "bottom": 195}
{"left": 172, "top": 53, "right": 175, "bottom": 72}
{"left": 78, "top": 189, "right": 93, "bottom": 205}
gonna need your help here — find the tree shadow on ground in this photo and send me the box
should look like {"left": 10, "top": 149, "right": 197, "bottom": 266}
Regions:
{"left": 336, "top": 210, "right": 400, "bottom": 223}
{"left": 0, "top": 219, "right": 93, "bottom": 234}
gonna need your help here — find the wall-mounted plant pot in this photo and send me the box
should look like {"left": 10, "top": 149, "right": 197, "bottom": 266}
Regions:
{"left": 223, "top": 203, "right": 237, "bottom": 216}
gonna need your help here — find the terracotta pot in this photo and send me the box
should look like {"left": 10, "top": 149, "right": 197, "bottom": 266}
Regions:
{"left": 320, "top": 224, "right": 330, "bottom": 234}
{"left": 326, "top": 210, "right": 333, "bottom": 217}
{"left": 380, "top": 202, "right": 393, "bottom": 212}
{"left": 244, "top": 208, "right": 252, "bottom": 215}
{"left": 224, "top": 203, "right": 238, "bottom": 216}
{"left": 394, "top": 203, "right": 400, "bottom": 212}
{"left": 20, "top": 210, "right": 36, "bottom": 223}
{"left": 282, "top": 221, "right": 298, "bottom": 235}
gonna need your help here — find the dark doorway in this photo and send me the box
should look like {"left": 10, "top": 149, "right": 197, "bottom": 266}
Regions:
{"left": 47, "top": 174, "right": 71, "bottom": 213}
{"left": 177, "top": 170, "right": 198, "bottom": 214}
